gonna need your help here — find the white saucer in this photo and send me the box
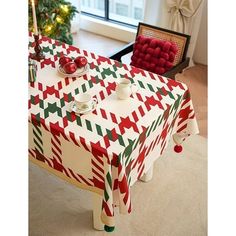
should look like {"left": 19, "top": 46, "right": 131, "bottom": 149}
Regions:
{"left": 57, "top": 64, "right": 89, "bottom": 77}
{"left": 69, "top": 100, "right": 97, "bottom": 114}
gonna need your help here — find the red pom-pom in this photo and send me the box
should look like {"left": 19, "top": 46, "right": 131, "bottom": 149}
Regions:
{"left": 142, "top": 43, "right": 149, "bottom": 53}
{"left": 139, "top": 36, "right": 147, "bottom": 44}
{"left": 157, "top": 58, "right": 166, "bottom": 67}
{"left": 145, "top": 37, "right": 151, "bottom": 44}
{"left": 137, "top": 58, "right": 142, "bottom": 66}
{"left": 155, "top": 67, "right": 165, "bottom": 75}
{"left": 150, "top": 57, "right": 158, "bottom": 65}
{"left": 154, "top": 47, "right": 161, "bottom": 57}
{"left": 133, "top": 49, "right": 139, "bottom": 57}
{"left": 170, "top": 43, "right": 178, "bottom": 53}
{"left": 131, "top": 55, "right": 138, "bottom": 63}
{"left": 174, "top": 145, "right": 183, "bottom": 153}
{"left": 144, "top": 54, "right": 151, "bottom": 62}
{"left": 169, "top": 52, "right": 175, "bottom": 62}
{"left": 160, "top": 52, "right": 169, "bottom": 61}
{"left": 147, "top": 48, "right": 154, "bottom": 55}
{"left": 136, "top": 43, "right": 142, "bottom": 51}
{"left": 150, "top": 39, "right": 158, "bottom": 48}
{"left": 163, "top": 41, "right": 171, "bottom": 52}
{"left": 165, "top": 61, "right": 173, "bottom": 70}
{"left": 157, "top": 40, "right": 165, "bottom": 48}
{"left": 139, "top": 52, "right": 145, "bottom": 58}
{"left": 149, "top": 63, "right": 156, "bottom": 71}
{"left": 142, "top": 61, "right": 149, "bottom": 69}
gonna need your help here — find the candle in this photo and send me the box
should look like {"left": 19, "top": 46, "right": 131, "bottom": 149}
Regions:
{"left": 31, "top": 0, "right": 38, "bottom": 35}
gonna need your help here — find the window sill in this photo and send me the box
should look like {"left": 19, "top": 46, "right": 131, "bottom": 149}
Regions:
{"left": 79, "top": 14, "right": 136, "bottom": 42}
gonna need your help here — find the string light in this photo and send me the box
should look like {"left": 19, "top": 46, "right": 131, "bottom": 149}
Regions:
{"left": 45, "top": 24, "right": 53, "bottom": 33}
{"left": 60, "top": 4, "right": 69, "bottom": 13}
{"left": 56, "top": 15, "right": 63, "bottom": 24}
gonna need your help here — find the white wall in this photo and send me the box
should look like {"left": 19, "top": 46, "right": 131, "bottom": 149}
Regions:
{"left": 193, "top": 0, "right": 208, "bottom": 65}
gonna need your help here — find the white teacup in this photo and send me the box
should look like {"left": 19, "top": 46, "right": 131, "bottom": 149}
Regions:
{"left": 115, "top": 78, "right": 138, "bottom": 100}
{"left": 74, "top": 93, "right": 97, "bottom": 111}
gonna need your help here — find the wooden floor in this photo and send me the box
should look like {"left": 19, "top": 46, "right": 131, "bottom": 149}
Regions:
{"left": 73, "top": 30, "right": 208, "bottom": 138}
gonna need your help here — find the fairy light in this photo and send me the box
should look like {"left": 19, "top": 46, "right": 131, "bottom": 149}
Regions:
{"left": 60, "top": 4, "right": 69, "bottom": 13}
{"left": 45, "top": 24, "right": 53, "bottom": 33}
{"left": 56, "top": 15, "right": 63, "bottom": 24}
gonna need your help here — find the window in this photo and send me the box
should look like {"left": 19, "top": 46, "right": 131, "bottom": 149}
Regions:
{"left": 82, "top": 0, "right": 91, "bottom": 7}
{"left": 134, "top": 7, "right": 142, "bottom": 20}
{"left": 81, "top": 0, "right": 146, "bottom": 27}
{"left": 115, "top": 3, "right": 128, "bottom": 17}
{"left": 81, "top": 0, "right": 105, "bottom": 17}
{"left": 97, "top": 0, "right": 104, "bottom": 10}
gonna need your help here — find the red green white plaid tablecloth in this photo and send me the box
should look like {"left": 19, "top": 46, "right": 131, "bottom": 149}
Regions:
{"left": 28, "top": 32, "right": 199, "bottom": 228}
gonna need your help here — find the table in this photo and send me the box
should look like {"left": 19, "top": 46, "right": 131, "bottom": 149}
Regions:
{"left": 28, "top": 33, "right": 199, "bottom": 232}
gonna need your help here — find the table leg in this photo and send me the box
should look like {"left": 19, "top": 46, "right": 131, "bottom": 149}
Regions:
{"left": 92, "top": 192, "right": 104, "bottom": 231}
{"left": 140, "top": 164, "right": 154, "bottom": 182}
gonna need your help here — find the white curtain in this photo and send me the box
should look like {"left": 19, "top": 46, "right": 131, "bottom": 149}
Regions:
{"left": 166, "top": 0, "right": 203, "bottom": 34}
{"left": 164, "top": 0, "right": 205, "bottom": 65}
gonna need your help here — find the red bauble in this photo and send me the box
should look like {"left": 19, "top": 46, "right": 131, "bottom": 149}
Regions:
{"left": 174, "top": 145, "right": 183, "bottom": 153}
{"left": 63, "top": 62, "right": 77, "bottom": 74}
{"left": 74, "top": 56, "right": 88, "bottom": 68}
{"left": 59, "top": 56, "right": 72, "bottom": 67}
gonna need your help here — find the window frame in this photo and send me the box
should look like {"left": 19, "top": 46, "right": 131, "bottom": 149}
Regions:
{"left": 80, "top": 0, "right": 144, "bottom": 29}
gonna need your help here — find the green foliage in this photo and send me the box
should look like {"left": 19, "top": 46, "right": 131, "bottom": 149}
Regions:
{"left": 28, "top": 0, "right": 79, "bottom": 44}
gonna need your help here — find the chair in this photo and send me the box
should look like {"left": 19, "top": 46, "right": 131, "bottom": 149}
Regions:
{"left": 109, "top": 22, "right": 191, "bottom": 80}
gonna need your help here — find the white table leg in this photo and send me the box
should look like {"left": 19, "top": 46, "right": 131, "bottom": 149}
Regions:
{"left": 92, "top": 192, "right": 104, "bottom": 231}
{"left": 140, "top": 164, "right": 154, "bottom": 182}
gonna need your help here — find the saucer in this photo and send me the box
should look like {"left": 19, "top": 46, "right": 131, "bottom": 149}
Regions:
{"left": 57, "top": 64, "right": 89, "bottom": 77}
{"left": 69, "top": 100, "right": 97, "bottom": 115}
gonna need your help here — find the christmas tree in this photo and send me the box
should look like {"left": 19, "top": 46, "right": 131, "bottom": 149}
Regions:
{"left": 28, "top": 0, "right": 79, "bottom": 45}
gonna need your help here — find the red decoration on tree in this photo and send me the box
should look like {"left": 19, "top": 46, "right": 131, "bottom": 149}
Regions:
{"left": 174, "top": 144, "right": 183, "bottom": 153}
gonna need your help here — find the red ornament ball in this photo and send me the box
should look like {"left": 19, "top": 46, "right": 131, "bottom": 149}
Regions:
{"left": 59, "top": 56, "right": 72, "bottom": 67}
{"left": 74, "top": 56, "right": 88, "bottom": 68}
{"left": 63, "top": 62, "right": 77, "bottom": 74}
{"left": 174, "top": 145, "right": 183, "bottom": 153}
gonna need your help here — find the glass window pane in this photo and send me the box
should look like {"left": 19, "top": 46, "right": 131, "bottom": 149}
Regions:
{"left": 81, "top": 0, "right": 105, "bottom": 17}
{"left": 109, "top": 0, "right": 145, "bottom": 26}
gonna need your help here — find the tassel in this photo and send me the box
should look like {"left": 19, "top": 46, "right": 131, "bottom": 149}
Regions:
{"left": 174, "top": 144, "right": 183, "bottom": 153}
{"left": 104, "top": 225, "right": 115, "bottom": 232}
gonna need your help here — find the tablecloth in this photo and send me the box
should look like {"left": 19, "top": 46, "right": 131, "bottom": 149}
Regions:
{"left": 28, "top": 32, "right": 199, "bottom": 228}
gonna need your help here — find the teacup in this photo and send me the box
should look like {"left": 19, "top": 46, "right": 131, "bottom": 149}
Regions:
{"left": 115, "top": 78, "right": 138, "bottom": 100}
{"left": 74, "top": 93, "right": 97, "bottom": 111}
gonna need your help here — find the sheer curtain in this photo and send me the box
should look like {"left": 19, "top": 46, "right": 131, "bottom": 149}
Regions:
{"left": 67, "top": 0, "right": 80, "bottom": 33}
